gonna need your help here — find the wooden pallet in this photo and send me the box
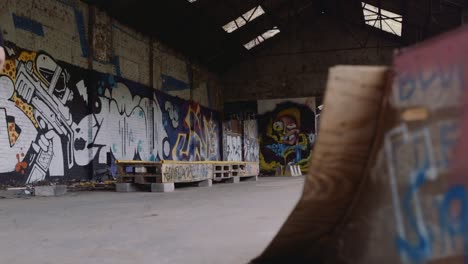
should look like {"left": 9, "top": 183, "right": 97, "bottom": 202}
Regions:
{"left": 116, "top": 160, "right": 259, "bottom": 185}
{"left": 115, "top": 160, "right": 162, "bottom": 183}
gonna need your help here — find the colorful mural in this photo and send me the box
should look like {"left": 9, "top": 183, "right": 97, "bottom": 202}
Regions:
{"left": 0, "top": 43, "right": 221, "bottom": 185}
{"left": 257, "top": 98, "right": 316, "bottom": 174}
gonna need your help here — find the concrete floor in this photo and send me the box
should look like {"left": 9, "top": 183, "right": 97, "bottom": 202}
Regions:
{"left": 0, "top": 177, "right": 303, "bottom": 264}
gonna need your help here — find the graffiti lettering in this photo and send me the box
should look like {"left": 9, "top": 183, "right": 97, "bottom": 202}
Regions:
{"left": 438, "top": 121, "right": 459, "bottom": 169}
{"left": 394, "top": 64, "right": 464, "bottom": 110}
{"left": 395, "top": 169, "right": 432, "bottom": 263}
{"left": 162, "top": 163, "right": 213, "bottom": 183}
{"left": 172, "top": 103, "right": 219, "bottom": 161}
{"left": 224, "top": 134, "right": 242, "bottom": 161}
{"left": 164, "top": 101, "right": 179, "bottom": 128}
{"left": 385, "top": 124, "right": 467, "bottom": 263}
{"left": 163, "top": 166, "right": 192, "bottom": 182}
{"left": 0, "top": 43, "right": 221, "bottom": 185}
{"left": 439, "top": 185, "right": 468, "bottom": 258}
{"left": 243, "top": 120, "right": 259, "bottom": 162}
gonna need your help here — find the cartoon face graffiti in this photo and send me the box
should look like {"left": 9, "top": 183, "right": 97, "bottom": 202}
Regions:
{"left": 259, "top": 102, "right": 316, "bottom": 174}
{"left": 272, "top": 111, "right": 300, "bottom": 145}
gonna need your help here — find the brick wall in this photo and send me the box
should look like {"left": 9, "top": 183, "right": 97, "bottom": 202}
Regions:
{"left": 0, "top": 0, "right": 224, "bottom": 185}
{"left": 0, "top": 0, "right": 223, "bottom": 110}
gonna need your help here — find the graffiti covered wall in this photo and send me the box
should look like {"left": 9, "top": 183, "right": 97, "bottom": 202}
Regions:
{"left": 257, "top": 98, "right": 316, "bottom": 174}
{"left": 243, "top": 119, "right": 259, "bottom": 162}
{"left": 156, "top": 91, "right": 221, "bottom": 162}
{"left": 223, "top": 120, "right": 242, "bottom": 161}
{"left": 0, "top": 43, "right": 221, "bottom": 185}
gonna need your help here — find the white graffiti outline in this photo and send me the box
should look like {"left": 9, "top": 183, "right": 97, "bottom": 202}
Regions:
{"left": 385, "top": 124, "right": 438, "bottom": 263}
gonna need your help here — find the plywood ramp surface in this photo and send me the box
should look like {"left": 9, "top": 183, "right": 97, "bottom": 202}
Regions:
{"left": 252, "top": 65, "right": 390, "bottom": 263}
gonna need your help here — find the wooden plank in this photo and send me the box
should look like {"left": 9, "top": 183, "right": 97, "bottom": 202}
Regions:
{"left": 135, "top": 175, "right": 161, "bottom": 184}
{"left": 161, "top": 160, "right": 233, "bottom": 164}
{"left": 115, "top": 160, "right": 162, "bottom": 165}
{"left": 115, "top": 173, "right": 160, "bottom": 178}
{"left": 253, "top": 65, "right": 390, "bottom": 263}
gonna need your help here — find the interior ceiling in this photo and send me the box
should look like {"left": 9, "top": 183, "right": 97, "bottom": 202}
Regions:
{"left": 84, "top": 0, "right": 465, "bottom": 73}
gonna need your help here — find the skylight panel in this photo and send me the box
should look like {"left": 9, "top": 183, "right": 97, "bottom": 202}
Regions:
{"left": 362, "top": 2, "right": 402, "bottom": 36}
{"left": 244, "top": 27, "right": 280, "bottom": 50}
{"left": 223, "top": 6, "right": 265, "bottom": 33}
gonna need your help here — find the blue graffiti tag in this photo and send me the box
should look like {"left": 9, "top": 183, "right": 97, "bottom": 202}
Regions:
{"left": 266, "top": 143, "right": 307, "bottom": 163}
{"left": 439, "top": 185, "right": 468, "bottom": 263}
{"left": 398, "top": 73, "right": 418, "bottom": 101}
{"left": 395, "top": 169, "right": 432, "bottom": 263}
{"left": 266, "top": 143, "right": 287, "bottom": 157}
{"left": 295, "top": 145, "right": 302, "bottom": 163}
{"left": 396, "top": 169, "right": 468, "bottom": 263}
{"left": 439, "top": 122, "right": 459, "bottom": 168}
{"left": 397, "top": 64, "right": 464, "bottom": 102}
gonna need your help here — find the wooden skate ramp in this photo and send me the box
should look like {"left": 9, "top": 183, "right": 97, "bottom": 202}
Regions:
{"left": 251, "top": 65, "right": 391, "bottom": 263}
{"left": 251, "top": 27, "right": 468, "bottom": 264}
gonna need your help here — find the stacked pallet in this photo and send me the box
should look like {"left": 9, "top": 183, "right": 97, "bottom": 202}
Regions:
{"left": 115, "top": 160, "right": 162, "bottom": 184}
{"left": 115, "top": 160, "right": 260, "bottom": 192}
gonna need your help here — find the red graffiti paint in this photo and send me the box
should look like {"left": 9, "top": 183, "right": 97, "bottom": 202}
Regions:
{"left": 15, "top": 153, "right": 27, "bottom": 175}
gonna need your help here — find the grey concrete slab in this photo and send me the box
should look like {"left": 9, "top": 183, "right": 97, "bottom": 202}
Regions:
{"left": 0, "top": 177, "right": 303, "bottom": 264}
{"left": 34, "top": 185, "right": 67, "bottom": 197}
{"left": 115, "top": 183, "right": 139, "bottom": 193}
{"left": 196, "top": 179, "right": 212, "bottom": 187}
{"left": 226, "top": 176, "right": 240, "bottom": 184}
{"left": 151, "top": 183, "right": 175, "bottom": 193}
{"left": 240, "top": 175, "right": 258, "bottom": 182}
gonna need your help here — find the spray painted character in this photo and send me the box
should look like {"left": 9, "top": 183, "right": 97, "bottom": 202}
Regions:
{"left": 260, "top": 106, "right": 315, "bottom": 174}
{"left": 14, "top": 52, "right": 79, "bottom": 183}
{"left": 0, "top": 49, "right": 102, "bottom": 184}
